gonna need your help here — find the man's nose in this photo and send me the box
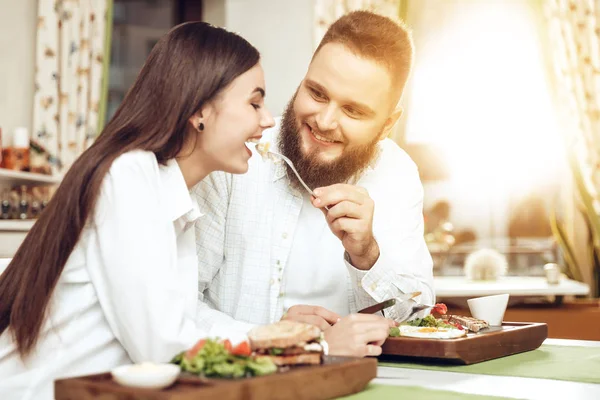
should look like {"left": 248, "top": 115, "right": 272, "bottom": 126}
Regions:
{"left": 315, "top": 104, "right": 339, "bottom": 132}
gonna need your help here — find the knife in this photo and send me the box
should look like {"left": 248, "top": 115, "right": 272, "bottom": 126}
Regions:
{"left": 358, "top": 298, "right": 397, "bottom": 314}
{"left": 358, "top": 291, "right": 422, "bottom": 315}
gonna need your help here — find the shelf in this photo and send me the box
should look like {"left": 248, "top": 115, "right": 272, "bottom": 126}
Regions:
{"left": 0, "top": 219, "right": 35, "bottom": 231}
{"left": 434, "top": 276, "right": 590, "bottom": 297}
{"left": 0, "top": 169, "right": 61, "bottom": 186}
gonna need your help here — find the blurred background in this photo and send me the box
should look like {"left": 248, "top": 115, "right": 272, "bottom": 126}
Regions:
{"left": 1, "top": 0, "right": 599, "bottom": 339}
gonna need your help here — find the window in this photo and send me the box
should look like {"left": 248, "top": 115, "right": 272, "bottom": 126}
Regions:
{"left": 107, "top": 0, "right": 202, "bottom": 122}
{"left": 401, "top": 0, "right": 565, "bottom": 276}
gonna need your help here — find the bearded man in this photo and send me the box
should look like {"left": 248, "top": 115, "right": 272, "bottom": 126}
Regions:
{"left": 192, "top": 11, "right": 434, "bottom": 358}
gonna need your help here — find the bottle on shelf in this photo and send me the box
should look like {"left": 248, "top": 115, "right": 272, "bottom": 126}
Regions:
{"left": 19, "top": 185, "right": 29, "bottom": 220}
{"left": 1, "top": 188, "right": 11, "bottom": 220}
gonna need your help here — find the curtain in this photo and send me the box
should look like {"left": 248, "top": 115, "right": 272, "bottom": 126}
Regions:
{"left": 314, "top": 0, "right": 404, "bottom": 48}
{"left": 32, "top": 0, "right": 110, "bottom": 174}
{"left": 544, "top": 0, "right": 600, "bottom": 291}
{"left": 545, "top": 0, "right": 600, "bottom": 209}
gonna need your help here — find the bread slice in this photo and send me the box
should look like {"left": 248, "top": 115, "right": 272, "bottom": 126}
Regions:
{"left": 262, "top": 353, "right": 322, "bottom": 366}
{"left": 248, "top": 320, "right": 321, "bottom": 349}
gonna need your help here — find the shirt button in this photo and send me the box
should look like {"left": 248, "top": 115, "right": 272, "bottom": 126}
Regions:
{"left": 369, "top": 283, "right": 378, "bottom": 291}
{"left": 282, "top": 232, "right": 288, "bottom": 239}
{"left": 276, "top": 260, "right": 281, "bottom": 265}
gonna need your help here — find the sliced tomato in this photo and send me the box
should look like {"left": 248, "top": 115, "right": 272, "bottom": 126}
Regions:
{"left": 432, "top": 303, "right": 448, "bottom": 315}
{"left": 231, "top": 341, "right": 252, "bottom": 357}
{"left": 185, "top": 339, "right": 206, "bottom": 359}
{"left": 221, "top": 339, "right": 233, "bottom": 352}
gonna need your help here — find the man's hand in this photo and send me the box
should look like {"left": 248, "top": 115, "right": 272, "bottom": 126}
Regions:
{"left": 312, "top": 184, "right": 379, "bottom": 270}
{"left": 281, "top": 305, "right": 341, "bottom": 331}
{"left": 324, "top": 314, "right": 396, "bottom": 357}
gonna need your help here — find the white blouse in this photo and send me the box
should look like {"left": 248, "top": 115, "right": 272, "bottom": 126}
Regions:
{"left": 0, "top": 150, "right": 209, "bottom": 400}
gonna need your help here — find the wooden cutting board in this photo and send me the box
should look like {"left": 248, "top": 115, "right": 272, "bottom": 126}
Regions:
{"left": 381, "top": 321, "right": 548, "bottom": 365}
{"left": 54, "top": 356, "right": 376, "bottom": 400}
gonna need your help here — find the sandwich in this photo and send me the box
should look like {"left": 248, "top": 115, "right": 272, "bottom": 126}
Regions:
{"left": 247, "top": 320, "right": 325, "bottom": 366}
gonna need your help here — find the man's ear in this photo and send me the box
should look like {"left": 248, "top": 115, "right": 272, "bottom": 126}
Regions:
{"left": 379, "top": 107, "right": 403, "bottom": 141}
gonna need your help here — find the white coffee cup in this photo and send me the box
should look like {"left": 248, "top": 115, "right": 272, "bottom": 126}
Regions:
{"left": 467, "top": 293, "right": 509, "bottom": 326}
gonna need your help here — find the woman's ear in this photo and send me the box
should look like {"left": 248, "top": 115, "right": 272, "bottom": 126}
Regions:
{"left": 189, "top": 103, "right": 214, "bottom": 132}
{"left": 188, "top": 112, "right": 204, "bottom": 133}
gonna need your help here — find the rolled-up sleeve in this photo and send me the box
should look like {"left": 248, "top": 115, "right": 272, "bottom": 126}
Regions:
{"left": 346, "top": 145, "right": 435, "bottom": 320}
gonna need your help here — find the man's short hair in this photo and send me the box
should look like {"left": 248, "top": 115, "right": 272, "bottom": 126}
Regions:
{"left": 314, "top": 10, "right": 414, "bottom": 105}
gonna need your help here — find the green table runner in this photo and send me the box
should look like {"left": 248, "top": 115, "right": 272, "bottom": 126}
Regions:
{"left": 341, "top": 384, "right": 519, "bottom": 400}
{"left": 379, "top": 345, "right": 600, "bottom": 384}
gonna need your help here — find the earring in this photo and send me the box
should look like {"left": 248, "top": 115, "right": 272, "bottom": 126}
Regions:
{"left": 198, "top": 122, "right": 204, "bottom": 131}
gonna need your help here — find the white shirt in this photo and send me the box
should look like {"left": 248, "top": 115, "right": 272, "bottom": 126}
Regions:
{"left": 0, "top": 151, "right": 210, "bottom": 400}
{"left": 283, "top": 194, "right": 350, "bottom": 316}
{"left": 192, "top": 120, "right": 435, "bottom": 337}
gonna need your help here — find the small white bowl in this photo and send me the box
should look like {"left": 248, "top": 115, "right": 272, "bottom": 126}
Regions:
{"left": 467, "top": 293, "right": 509, "bottom": 326}
{"left": 111, "top": 362, "right": 180, "bottom": 390}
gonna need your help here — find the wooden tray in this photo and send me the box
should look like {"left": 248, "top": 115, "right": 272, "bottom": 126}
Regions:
{"left": 380, "top": 321, "right": 548, "bottom": 365}
{"left": 54, "top": 356, "right": 376, "bottom": 400}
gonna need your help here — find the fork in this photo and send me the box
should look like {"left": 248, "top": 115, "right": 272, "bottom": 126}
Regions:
{"left": 396, "top": 300, "right": 436, "bottom": 323}
{"left": 260, "top": 147, "right": 330, "bottom": 211}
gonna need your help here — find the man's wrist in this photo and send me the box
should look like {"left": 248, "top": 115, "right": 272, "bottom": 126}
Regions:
{"left": 347, "top": 240, "right": 380, "bottom": 270}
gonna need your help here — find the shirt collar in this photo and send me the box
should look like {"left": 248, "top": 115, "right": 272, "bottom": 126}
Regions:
{"left": 159, "top": 159, "right": 203, "bottom": 227}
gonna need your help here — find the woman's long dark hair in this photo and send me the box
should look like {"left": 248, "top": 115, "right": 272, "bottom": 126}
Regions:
{"left": 0, "top": 22, "right": 260, "bottom": 358}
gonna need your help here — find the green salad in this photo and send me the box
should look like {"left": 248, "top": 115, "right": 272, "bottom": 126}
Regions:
{"left": 171, "top": 338, "right": 277, "bottom": 379}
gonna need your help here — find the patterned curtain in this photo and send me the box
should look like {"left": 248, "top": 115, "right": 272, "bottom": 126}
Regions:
{"left": 544, "top": 0, "right": 600, "bottom": 291}
{"left": 545, "top": 0, "right": 600, "bottom": 210}
{"left": 314, "top": 0, "right": 404, "bottom": 48}
{"left": 33, "top": 0, "right": 110, "bottom": 174}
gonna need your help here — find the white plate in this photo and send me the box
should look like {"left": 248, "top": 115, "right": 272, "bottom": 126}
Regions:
{"left": 111, "top": 362, "right": 180, "bottom": 390}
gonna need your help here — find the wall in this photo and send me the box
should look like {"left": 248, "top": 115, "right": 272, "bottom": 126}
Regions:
{"left": 0, "top": 0, "right": 37, "bottom": 258}
{"left": 203, "top": 0, "right": 315, "bottom": 117}
{"left": 0, "top": 0, "right": 314, "bottom": 140}
{"left": 0, "top": 0, "right": 37, "bottom": 145}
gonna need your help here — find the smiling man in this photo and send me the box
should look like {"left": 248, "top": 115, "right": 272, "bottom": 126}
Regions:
{"left": 192, "top": 11, "right": 434, "bottom": 358}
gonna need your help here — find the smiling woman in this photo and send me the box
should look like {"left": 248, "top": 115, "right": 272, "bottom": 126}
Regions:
{"left": 0, "top": 21, "right": 273, "bottom": 400}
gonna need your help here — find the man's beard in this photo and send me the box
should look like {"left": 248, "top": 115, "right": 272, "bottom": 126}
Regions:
{"left": 278, "top": 98, "right": 381, "bottom": 191}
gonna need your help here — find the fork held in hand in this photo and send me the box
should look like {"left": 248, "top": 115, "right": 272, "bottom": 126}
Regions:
{"left": 263, "top": 149, "right": 330, "bottom": 211}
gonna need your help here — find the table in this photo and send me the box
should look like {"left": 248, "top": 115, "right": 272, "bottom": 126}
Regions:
{"left": 371, "top": 339, "right": 600, "bottom": 400}
{"left": 434, "top": 276, "right": 590, "bottom": 304}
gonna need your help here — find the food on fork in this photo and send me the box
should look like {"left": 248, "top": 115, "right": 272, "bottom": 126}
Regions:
{"left": 254, "top": 141, "right": 281, "bottom": 163}
{"left": 248, "top": 320, "right": 325, "bottom": 366}
{"left": 255, "top": 141, "right": 270, "bottom": 158}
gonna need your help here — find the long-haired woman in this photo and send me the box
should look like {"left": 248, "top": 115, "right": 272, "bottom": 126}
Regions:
{"left": 0, "top": 22, "right": 274, "bottom": 399}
